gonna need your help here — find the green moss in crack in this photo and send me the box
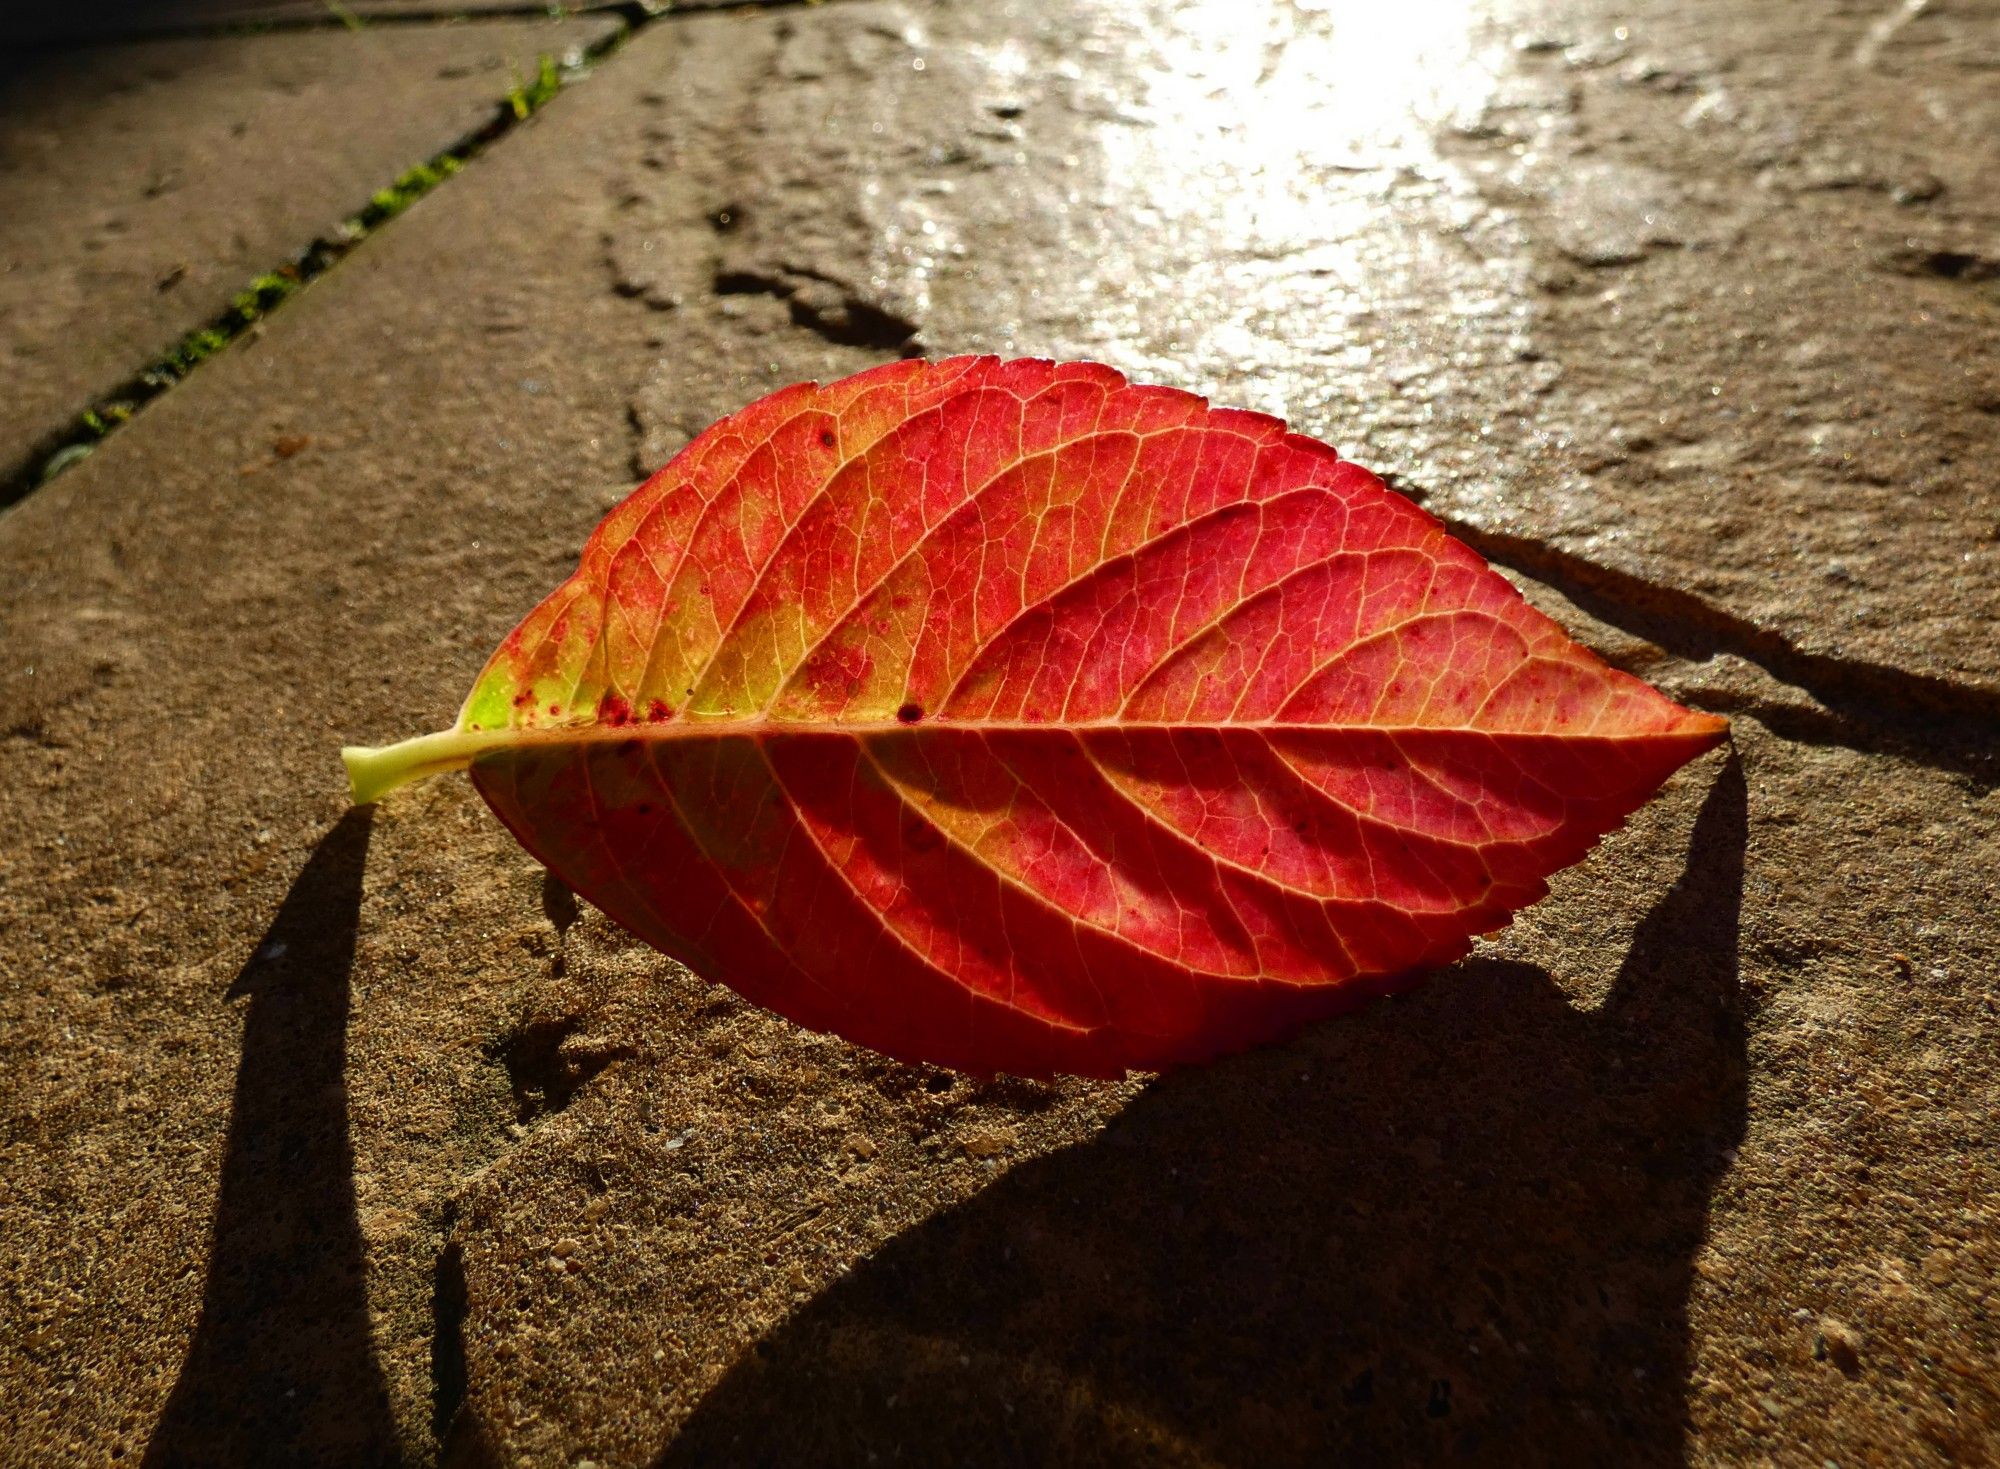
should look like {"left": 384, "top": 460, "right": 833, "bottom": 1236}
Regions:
{"left": 230, "top": 270, "right": 304, "bottom": 324}
{"left": 11, "top": 36, "right": 615, "bottom": 503}
{"left": 357, "top": 156, "right": 464, "bottom": 230}
{"left": 505, "top": 54, "right": 565, "bottom": 122}
{"left": 22, "top": 266, "right": 307, "bottom": 487}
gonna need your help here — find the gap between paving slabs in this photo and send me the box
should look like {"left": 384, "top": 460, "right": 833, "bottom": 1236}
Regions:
{"left": 4, "top": 9, "right": 620, "bottom": 506}
{"left": 0, "top": 0, "right": 880, "bottom": 509}
{"left": 0, "top": 41, "right": 592, "bottom": 507}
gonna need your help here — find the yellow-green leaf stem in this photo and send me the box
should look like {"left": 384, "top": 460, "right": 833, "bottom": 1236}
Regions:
{"left": 342, "top": 726, "right": 519, "bottom": 805}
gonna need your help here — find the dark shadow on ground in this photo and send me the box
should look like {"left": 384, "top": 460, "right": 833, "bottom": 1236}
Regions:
{"left": 145, "top": 808, "right": 403, "bottom": 1469}
{"left": 662, "top": 756, "right": 1748, "bottom": 1468}
{"left": 3, "top": 0, "right": 285, "bottom": 52}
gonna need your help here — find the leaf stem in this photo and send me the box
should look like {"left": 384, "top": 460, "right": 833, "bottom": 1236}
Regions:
{"left": 341, "top": 727, "right": 515, "bottom": 805}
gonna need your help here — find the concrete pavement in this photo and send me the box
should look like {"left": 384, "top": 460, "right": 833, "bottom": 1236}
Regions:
{"left": 0, "top": 13, "right": 618, "bottom": 491}
{"left": 0, "top": 1, "right": 1992, "bottom": 1464}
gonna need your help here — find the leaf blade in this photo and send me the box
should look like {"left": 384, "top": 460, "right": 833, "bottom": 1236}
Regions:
{"left": 369, "top": 356, "right": 1725, "bottom": 1075}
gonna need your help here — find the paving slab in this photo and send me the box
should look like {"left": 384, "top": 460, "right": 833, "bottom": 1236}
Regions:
{"left": 0, "top": 1, "right": 1993, "bottom": 1467}
{"left": 6, "top": 0, "right": 769, "bottom": 50}
{"left": 605, "top": 0, "right": 2000, "bottom": 706}
{"left": 3, "top": 2, "right": 615, "bottom": 48}
{"left": 0, "top": 29, "right": 667, "bottom": 1460}
{"left": 1421, "top": 0, "right": 2000, "bottom": 700}
{"left": 0, "top": 13, "right": 618, "bottom": 488}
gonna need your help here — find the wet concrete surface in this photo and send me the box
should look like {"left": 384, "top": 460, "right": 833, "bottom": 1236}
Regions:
{"left": 0, "top": 0, "right": 1994, "bottom": 1464}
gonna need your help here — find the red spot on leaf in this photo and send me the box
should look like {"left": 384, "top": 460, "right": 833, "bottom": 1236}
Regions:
{"left": 802, "top": 642, "right": 873, "bottom": 706}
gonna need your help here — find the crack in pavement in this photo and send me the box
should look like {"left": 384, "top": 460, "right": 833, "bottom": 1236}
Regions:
{"left": 714, "top": 262, "right": 925, "bottom": 353}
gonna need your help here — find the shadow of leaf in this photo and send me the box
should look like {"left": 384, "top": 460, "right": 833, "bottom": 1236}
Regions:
{"left": 144, "top": 808, "right": 402, "bottom": 1469}
{"left": 658, "top": 755, "right": 1747, "bottom": 1466}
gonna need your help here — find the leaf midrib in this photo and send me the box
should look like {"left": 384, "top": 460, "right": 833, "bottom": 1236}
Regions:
{"left": 342, "top": 711, "right": 1722, "bottom": 806}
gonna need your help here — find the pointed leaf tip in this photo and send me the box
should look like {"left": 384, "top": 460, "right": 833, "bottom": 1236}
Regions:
{"left": 363, "top": 355, "right": 1732, "bottom": 1075}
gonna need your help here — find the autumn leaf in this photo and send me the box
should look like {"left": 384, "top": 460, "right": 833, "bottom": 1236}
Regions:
{"left": 344, "top": 357, "right": 1725, "bottom": 1076}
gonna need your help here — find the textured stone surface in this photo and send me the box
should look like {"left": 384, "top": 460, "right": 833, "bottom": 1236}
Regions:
{"left": 5, "top": 0, "right": 762, "bottom": 50}
{"left": 0, "top": 32, "right": 665, "bottom": 1462}
{"left": 0, "top": 14, "right": 617, "bottom": 486}
{"left": 608, "top": 0, "right": 2000, "bottom": 700}
{"left": 0, "top": 1, "right": 1993, "bottom": 1466}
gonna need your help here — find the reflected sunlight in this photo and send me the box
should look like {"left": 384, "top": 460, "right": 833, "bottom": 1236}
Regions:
{"left": 1060, "top": 0, "right": 1510, "bottom": 420}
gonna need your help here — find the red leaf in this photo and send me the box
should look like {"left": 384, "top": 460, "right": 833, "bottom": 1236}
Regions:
{"left": 346, "top": 357, "right": 1725, "bottom": 1076}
